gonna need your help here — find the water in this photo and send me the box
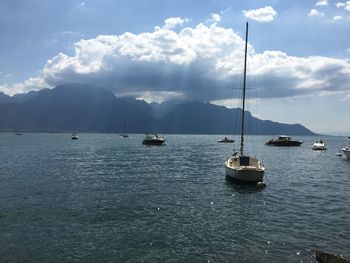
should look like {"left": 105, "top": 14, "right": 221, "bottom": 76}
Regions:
{"left": 0, "top": 133, "right": 349, "bottom": 262}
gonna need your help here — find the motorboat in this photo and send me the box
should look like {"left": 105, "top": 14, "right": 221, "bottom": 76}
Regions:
{"left": 120, "top": 134, "right": 129, "bottom": 138}
{"left": 142, "top": 134, "right": 166, "bottom": 145}
{"left": 218, "top": 137, "right": 235, "bottom": 143}
{"left": 225, "top": 22, "right": 265, "bottom": 183}
{"left": 312, "top": 140, "right": 326, "bottom": 150}
{"left": 341, "top": 143, "right": 350, "bottom": 159}
{"left": 71, "top": 133, "right": 78, "bottom": 140}
{"left": 265, "top": 135, "right": 303, "bottom": 146}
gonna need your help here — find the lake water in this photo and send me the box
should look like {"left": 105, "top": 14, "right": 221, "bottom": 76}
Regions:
{"left": 0, "top": 133, "right": 349, "bottom": 262}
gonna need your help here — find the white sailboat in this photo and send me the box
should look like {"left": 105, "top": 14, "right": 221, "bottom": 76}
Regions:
{"left": 225, "top": 22, "right": 265, "bottom": 183}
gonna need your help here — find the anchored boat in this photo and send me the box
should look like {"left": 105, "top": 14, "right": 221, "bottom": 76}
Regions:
{"left": 265, "top": 135, "right": 303, "bottom": 146}
{"left": 224, "top": 22, "right": 265, "bottom": 183}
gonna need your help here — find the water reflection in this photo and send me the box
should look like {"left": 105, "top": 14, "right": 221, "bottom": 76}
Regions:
{"left": 224, "top": 178, "right": 266, "bottom": 194}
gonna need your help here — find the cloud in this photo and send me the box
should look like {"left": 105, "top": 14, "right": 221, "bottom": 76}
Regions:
{"left": 206, "top": 13, "right": 221, "bottom": 24}
{"left": 242, "top": 6, "right": 277, "bottom": 23}
{"left": 308, "top": 9, "right": 325, "bottom": 17}
{"left": 1, "top": 17, "right": 350, "bottom": 104}
{"left": 346, "top": 1, "right": 350, "bottom": 11}
{"left": 335, "top": 2, "right": 345, "bottom": 8}
{"left": 316, "top": 0, "right": 328, "bottom": 6}
{"left": 333, "top": 15, "right": 344, "bottom": 20}
{"left": 0, "top": 77, "right": 49, "bottom": 96}
{"left": 335, "top": 1, "right": 350, "bottom": 11}
{"left": 162, "top": 17, "right": 189, "bottom": 30}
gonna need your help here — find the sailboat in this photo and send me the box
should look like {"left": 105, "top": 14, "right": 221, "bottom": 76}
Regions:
{"left": 225, "top": 22, "right": 265, "bottom": 183}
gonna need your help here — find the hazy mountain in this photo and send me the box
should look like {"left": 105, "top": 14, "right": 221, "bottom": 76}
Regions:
{"left": 0, "top": 84, "right": 315, "bottom": 135}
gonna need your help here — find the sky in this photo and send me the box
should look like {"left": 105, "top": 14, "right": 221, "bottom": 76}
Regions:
{"left": 0, "top": 0, "right": 350, "bottom": 135}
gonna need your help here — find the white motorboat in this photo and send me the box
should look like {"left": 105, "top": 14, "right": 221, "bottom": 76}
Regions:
{"left": 142, "top": 134, "right": 166, "bottom": 145}
{"left": 71, "top": 133, "right": 78, "bottom": 140}
{"left": 312, "top": 140, "right": 326, "bottom": 150}
{"left": 225, "top": 22, "right": 265, "bottom": 183}
{"left": 341, "top": 143, "right": 350, "bottom": 159}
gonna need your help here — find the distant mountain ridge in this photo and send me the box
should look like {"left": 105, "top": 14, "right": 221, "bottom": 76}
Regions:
{"left": 0, "top": 84, "right": 315, "bottom": 135}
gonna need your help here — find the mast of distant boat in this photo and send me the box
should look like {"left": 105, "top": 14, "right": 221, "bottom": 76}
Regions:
{"left": 240, "top": 21, "right": 249, "bottom": 156}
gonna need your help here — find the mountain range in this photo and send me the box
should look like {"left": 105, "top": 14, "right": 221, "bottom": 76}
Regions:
{"left": 0, "top": 84, "right": 315, "bottom": 135}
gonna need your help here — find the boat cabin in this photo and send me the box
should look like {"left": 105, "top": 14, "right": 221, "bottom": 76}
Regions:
{"left": 276, "top": 136, "right": 291, "bottom": 141}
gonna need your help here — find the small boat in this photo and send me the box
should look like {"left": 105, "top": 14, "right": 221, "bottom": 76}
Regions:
{"left": 142, "top": 134, "right": 166, "bottom": 145}
{"left": 14, "top": 132, "right": 22, "bottom": 136}
{"left": 120, "top": 134, "right": 129, "bottom": 138}
{"left": 336, "top": 150, "right": 342, "bottom": 157}
{"left": 341, "top": 143, "right": 350, "bottom": 159}
{"left": 218, "top": 137, "right": 235, "bottom": 143}
{"left": 265, "top": 135, "right": 303, "bottom": 146}
{"left": 312, "top": 139, "right": 326, "bottom": 150}
{"left": 224, "top": 22, "right": 265, "bottom": 183}
{"left": 71, "top": 133, "right": 78, "bottom": 140}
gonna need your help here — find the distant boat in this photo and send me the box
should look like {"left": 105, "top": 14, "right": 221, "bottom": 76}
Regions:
{"left": 312, "top": 139, "right": 326, "bottom": 150}
{"left": 142, "top": 134, "right": 166, "bottom": 145}
{"left": 218, "top": 137, "right": 235, "bottom": 143}
{"left": 265, "top": 135, "right": 303, "bottom": 146}
{"left": 71, "top": 133, "right": 78, "bottom": 140}
{"left": 224, "top": 22, "right": 265, "bottom": 183}
{"left": 14, "top": 132, "right": 22, "bottom": 135}
{"left": 120, "top": 134, "right": 129, "bottom": 138}
{"left": 341, "top": 142, "right": 350, "bottom": 159}
{"left": 336, "top": 150, "right": 342, "bottom": 157}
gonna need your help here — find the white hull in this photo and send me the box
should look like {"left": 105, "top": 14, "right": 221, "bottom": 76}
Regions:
{"left": 312, "top": 141, "right": 326, "bottom": 150}
{"left": 225, "top": 156, "right": 264, "bottom": 182}
{"left": 312, "top": 145, "right": 326, "bottom": 150}
{"left": 342, "top": 148, "right": 350, "bottom": 159}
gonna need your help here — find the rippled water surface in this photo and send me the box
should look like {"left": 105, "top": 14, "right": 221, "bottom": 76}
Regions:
{"left": 0, "top": 133, "right": 349, "bottom": 262}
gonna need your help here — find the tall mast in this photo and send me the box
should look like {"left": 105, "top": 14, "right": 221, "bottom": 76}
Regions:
{"left": 240, "top": 21, "right": 248, "bottom": 156}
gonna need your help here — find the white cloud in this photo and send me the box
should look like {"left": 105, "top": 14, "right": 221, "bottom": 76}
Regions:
{"left": 335, "top": 2, "right": 345, "bottom": 8}
{"left": 0, "top": 77, "right": 49, "bottom": 96}
{"left": 243, "top": 6, "right": 277, "bottom": 23}
{"left": 206, "top": 13, "right": 221, "bottom": 24}
{"left": 333, "top": 15, "right": 344, "bottom": 19}
{"left": 308, "top": 9, "right": 325, "bottom": 17}
{"left": 335, "top": 1, "right": 350, "bottom": 10}
{"left": 1, "top": 18, "right": 350, "bottom": 103}
{"left": 162, "top": 17, "right": 189, "bottom": 30}
{"left": 316, "top": 0, "right": 328, "bottom": 6}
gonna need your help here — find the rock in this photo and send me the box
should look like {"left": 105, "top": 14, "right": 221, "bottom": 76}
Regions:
{"left": 316, "top": 251, "right": 347, "bottom": 263}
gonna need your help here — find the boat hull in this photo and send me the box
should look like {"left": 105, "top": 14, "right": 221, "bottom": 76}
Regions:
{"left": 342, "top": 149, "right": 350, "bottom": 159}
{"left": 218, "top": 140, "right": 235, "bottom": 143}
{"left": 225, "top": 156, "right": 264, "bottom": 182}
{"left": 266, "top": 141, "right": 303, "bottom": 146}
{"left": 312, "top": 144, "right": 326, "bottom": 150}
{"left": 143, "top": 139, "right": 165, "bottom": 145}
